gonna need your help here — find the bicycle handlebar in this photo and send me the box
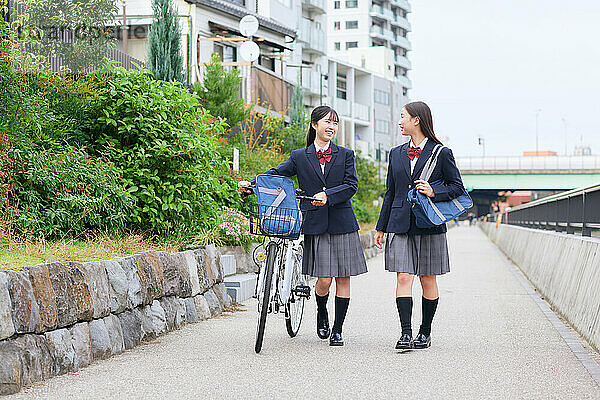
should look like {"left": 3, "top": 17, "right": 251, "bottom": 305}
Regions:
{"left": 242, "top": 184, "right": 320, "bottom": 203}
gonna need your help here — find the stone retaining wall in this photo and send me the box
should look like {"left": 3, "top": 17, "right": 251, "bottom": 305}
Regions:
{"left": 0, "top": 245, "right": 231, "bottom": 396}
{"left": 480, "top": 223, "right": 600, "bottom": 351}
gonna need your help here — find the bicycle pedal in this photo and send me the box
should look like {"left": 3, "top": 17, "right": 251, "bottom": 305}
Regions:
{"left": 293, "top": 285, "right": 311, "bottom": 299}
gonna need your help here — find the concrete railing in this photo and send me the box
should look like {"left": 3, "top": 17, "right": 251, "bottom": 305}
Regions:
{"left": 0, "top": 246, "right": 231, "bottom": 396}
{"left": 480, "top": 222, "right": 600, "bottom": 351}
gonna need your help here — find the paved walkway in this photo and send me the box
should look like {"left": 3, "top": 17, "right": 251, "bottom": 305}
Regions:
{"left": 7, "top": 227, "right": 600, "bottom": 399}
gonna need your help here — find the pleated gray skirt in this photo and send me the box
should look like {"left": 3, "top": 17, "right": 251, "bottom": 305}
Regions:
{"left": 302, "top": 232, "right": 368, "bottom": 277}
{"left": 384, "top": 232, "right": 450, "bottom": 276}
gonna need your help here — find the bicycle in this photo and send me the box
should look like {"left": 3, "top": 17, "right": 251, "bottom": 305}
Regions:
{"left": 246, "top": 184, "right": 319, "bottom": 353}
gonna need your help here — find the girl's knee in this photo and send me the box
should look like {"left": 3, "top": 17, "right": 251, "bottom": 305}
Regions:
{"left": 396, "top": 273, "right": 413, "bottom": 285}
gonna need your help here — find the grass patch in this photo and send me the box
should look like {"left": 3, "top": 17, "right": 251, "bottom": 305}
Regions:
{"left": 0, "top": 232, "right": 177, "bottom": 271}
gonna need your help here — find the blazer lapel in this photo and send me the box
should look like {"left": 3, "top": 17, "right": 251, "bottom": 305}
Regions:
{"left": 411, "top": 139, "right": 435, "bottom": 180}
{"left": 323, "top": 142, "right": 339, "bottom": 180}
{"left": 306, "top": 144, "right": 327, "bottom": 185}
{"left": 400, "top": 143, "right": 411, "bottom": 180}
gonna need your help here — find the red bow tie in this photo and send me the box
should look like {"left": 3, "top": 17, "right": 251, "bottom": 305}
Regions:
{"left": 407, "top": 146, "right": 422, "bottom": 161}
{"left": 317, "top": 148, "right": 332, "bottom": 165}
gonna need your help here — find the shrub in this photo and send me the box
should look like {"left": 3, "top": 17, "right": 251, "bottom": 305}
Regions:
{"left": 217, "top": 207, "right": 260, "bottom": 250}
{"left": 86, "top": 64, "right": 237, "bottom": 234}
{"left": 353, "top": 153, "right": 384, "bottom": 224}
{"left": 193, "top": 53, "right": 251, "bottom": 141}
{"left": 11, "top": 147, "right": 135, "bottom": 239}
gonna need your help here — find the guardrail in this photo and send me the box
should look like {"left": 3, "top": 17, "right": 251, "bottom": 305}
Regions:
{"left": 488, "top": 183, "right": 600, "bottom": 237}
{"left": 456, "top": 155, "right": 600, "bottom": 171}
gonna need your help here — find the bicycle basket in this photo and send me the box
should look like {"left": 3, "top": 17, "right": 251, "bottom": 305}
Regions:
{"left": 249, "top": 203, "right": 303, "bottom": 239}
{"left": 252, "top": 174, "right": 302, "bottom": 239}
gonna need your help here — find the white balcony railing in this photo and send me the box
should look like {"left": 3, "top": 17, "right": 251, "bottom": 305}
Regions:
{"left": 302, "top": 69, "right": 322, "bottom": 95}
{"left": 395, "top": 74, "right": 412, "bottom": 89}
{"left": 354, "top": 102, "right": 370, "bottom": 122}
{"left": 391, "top": 0, "right": 411, "bottom": 12}
{"left": 302, "top": 0, "right": 325, "bottom": 13}
{"left": 298, "top": 18, "right": 326, "bottom": 54}
{"left": 391, "top": 15, "right": 411, "bottom": 31}
{"left": 394, "top": 55, "right": 412, "bottom": 69}
{"left": 335, "top": 98, "right": 352, "bottom": 117}
{"left": 391, "top": 34, "right": 412, "bottom": 50}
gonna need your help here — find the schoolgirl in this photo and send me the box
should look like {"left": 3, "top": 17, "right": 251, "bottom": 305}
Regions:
{"left": 374, "top": 101, "right": 465, "bottom": 349}
{"left": 239, "top": 105, "right": 367, "bottom": 346}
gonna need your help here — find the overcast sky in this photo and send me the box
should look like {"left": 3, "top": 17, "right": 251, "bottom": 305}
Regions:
{"left": 408, "top": 0, "right": 600, "bottom": 157}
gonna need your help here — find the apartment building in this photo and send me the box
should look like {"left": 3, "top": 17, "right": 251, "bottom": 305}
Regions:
{"left": 327, "top": 0, "right": 412, "bottom": 96}
{"left": 328, "top": 57, "right": 405, "bottom": 163}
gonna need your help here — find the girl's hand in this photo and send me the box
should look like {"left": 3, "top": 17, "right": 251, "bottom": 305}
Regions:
{"left": 238, "top": 180, "right": 252, "bottom": 195}
{"left": 312, "top": 191, "right": 327, "bottom": 206}
{"left": 415, "top": 180, "right": 434, "bottom": 198}
{"left": 374, "top": 230, "right": 384, "bottom": 249}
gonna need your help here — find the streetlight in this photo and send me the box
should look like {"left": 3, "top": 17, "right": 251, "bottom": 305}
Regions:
{"left": 535, "top": 108, "right": 542, "bottom": 154}
{"left": 477, "top": 136, "right": 485, "bottom": 157}
{"left": 562, "top": 117, "right": 568, "bottom": 155}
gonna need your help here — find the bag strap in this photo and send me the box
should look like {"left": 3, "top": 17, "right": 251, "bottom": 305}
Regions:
{"left": 419, "top": 144, "right": 445, "bottom": 182}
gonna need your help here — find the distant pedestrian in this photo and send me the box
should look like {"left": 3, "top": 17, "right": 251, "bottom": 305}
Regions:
{"left": 239, "top": 105, "right": 367, "bottom": 347}
{"left": 374, "top": 101, "right": 465, "bottom": 350}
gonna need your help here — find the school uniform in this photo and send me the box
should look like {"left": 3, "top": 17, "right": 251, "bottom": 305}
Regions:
{"left": 376, "top": 138, "right": 464, "bottom": 276}
{"left": 255, "top": 141, "right": 367, "bottom": 278}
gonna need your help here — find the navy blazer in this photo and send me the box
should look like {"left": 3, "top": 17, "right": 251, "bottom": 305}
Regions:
{"left": 252, "top": 142, "right": 360, "bottom": 235}
{"left": 376, "top": 140, "right": 465, "bottom": 235}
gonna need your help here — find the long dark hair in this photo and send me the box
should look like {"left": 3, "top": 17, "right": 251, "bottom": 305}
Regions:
{"left": 404, "top": 101, "right": 443, "bottom": 145}
{"left": 306, "top": 105, "right": 340, "bottom": 147}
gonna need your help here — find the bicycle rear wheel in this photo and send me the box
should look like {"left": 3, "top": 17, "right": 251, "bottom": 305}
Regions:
{"left": 255, "top": 242, "right": 277, "bottom": 353}
{"left": 285, "top": 245, "right": 306, "bottom": 337}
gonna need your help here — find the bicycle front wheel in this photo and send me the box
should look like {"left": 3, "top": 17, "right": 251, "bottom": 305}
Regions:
{"left": 255, "top": 242, "right": 277, "bottom": 353}
{"left": 285, "top": 245, "right": 305, "bottom": 337}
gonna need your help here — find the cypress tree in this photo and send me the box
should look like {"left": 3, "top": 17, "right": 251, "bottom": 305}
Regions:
{"left": 147, "top": 0, "right": 185, "bottom": 83}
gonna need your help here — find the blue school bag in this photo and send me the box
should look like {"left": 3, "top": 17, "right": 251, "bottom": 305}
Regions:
{"left": 254, "top": 174, "right": 302, "bottom": 239}
{"left": 407, "top": 144, "right": 473, "bottom": 228}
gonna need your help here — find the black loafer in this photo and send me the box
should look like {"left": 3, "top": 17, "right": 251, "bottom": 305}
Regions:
{"left": 413, "top": 333, "right": 431, "bottom": 349}
{"left": 395, "top": 333, "right": 413, "bottom": 350}
{"left": 317, "top": 312, "right": 330, "bottom": 339}
{"left": 329, "top": 332, "right": 344, "bottom": 346}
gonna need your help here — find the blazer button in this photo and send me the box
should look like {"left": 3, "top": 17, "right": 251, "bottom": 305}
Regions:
{"left": 408, "top": 184, "right": 412, "bottom": 189}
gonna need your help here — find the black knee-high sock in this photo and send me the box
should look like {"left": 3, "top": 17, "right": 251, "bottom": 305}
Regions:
{"left": 396, "top": 297, "right": 413, "bottom": 336}
{"left": 316, "top": 293, "right": 329, "bottom": 319}
{"left": 419, "top": 297, "right": 439, "bottom": 336}
{"left": 332, "top": 296, "right": 350, "bottom": 334}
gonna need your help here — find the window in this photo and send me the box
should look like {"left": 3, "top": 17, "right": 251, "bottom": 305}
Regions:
{"left": 334, "top": 1, "right": 340, "bottom": 9}
{"left": 334, "top": 21, "right": 340, "bottom": 30}
{"left": 214, "top": 44, "right": 236, "bottom": 63}
{"left": 346, "top": 41, "right": 358, "bottom": 49}
{"left": 334, "top": 42, "right": 341, "bottom": 50}
{"left": 346, "top": 0, "right": 358, "bottom": 8}
{"left": 346, "top": 20, "right": 358, "bottom": 29}
{"left": 374, "top": 89, "right": 390, "bottom": 105}
{"left": 375, "top": 119, "right": 390, "bottom": 134}
{"left": 337, "top": 74, "right": 347, "bottom": 100}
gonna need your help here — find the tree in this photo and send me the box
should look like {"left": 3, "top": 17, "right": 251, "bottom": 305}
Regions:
{"left": 193, "top": 53, "right": 251, "bottom": 139}
{"left": 289, "top": 84, "right": 304, "bottom": 126}
{"left": 147, "top": 0, "right": 185, "bottom": 83}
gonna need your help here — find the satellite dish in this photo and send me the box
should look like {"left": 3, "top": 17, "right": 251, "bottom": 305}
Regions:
{"left": 240, "top": 41, "right": 260, "bottom": 62}
{"left": 239, "top": 15, "right": 259, "bottom": 37}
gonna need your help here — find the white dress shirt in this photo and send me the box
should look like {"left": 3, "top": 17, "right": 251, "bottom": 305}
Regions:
{"left": 314, "top": 141, "right": 331, "bottom": 174}
{"left": 409, "top": 137, "right": 428, "bottom": 175}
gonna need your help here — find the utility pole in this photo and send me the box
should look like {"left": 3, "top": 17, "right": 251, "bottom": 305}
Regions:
{"left": 122, "top": 0, "right": 128, "bottom": 53}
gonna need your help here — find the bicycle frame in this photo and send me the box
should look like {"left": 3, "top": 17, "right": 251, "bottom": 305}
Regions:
{"left": 256, "top": 237, "right": 301, "bottom": 311}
